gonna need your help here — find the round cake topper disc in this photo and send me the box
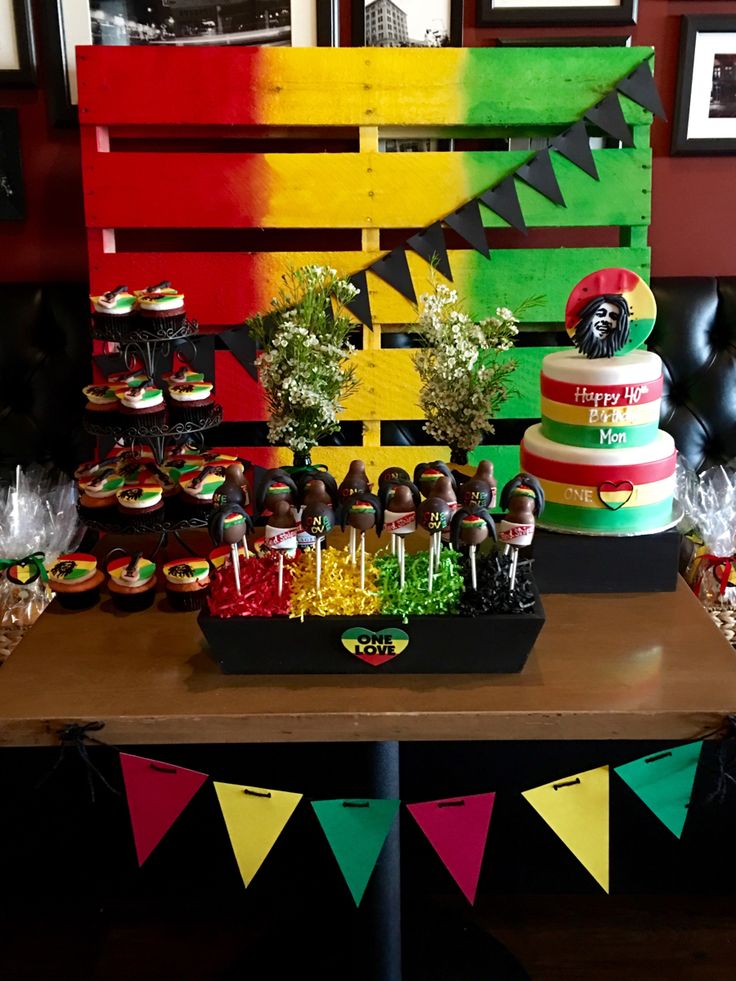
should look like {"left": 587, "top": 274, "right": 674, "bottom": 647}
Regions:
{"left": 565, "top": 268, "right": 657, "bottom": 358}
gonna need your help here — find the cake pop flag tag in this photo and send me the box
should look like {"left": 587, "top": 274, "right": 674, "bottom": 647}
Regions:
{"left": 120, "top": 754, "right": 208, "bottom": 867}
{"left": 613, "top": 742, "right": 703, "bottom": 839}
{"left": 565, "top": 269, "right": 657, "bottom": 358}
{"left": 407, "top": 794, "right": 496, "bottom": 905}
{"left": 522, "top": 766, "right": 610, "bottom": 893}
{"left": 214, "top": 782, "right": 302, "bottom": 888}
{"left": 311, "top": 799, "right": 401, "bottom": 907}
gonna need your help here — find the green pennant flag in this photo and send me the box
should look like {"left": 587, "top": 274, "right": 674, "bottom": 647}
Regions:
{"left": 614, "top": 742, "right": 703, "bottom": 839}
{"left": 311, "top": 798, "right": 400, "bottom": 906}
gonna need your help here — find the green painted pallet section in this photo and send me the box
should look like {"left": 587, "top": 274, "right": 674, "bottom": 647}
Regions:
{"left": 490, "top": 347, "right": 557, "bottom": 419}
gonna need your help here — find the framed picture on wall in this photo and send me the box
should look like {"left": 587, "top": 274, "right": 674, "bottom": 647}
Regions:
{"left": 477, "top": 0, "right": 637, "bottom": 27}
{"left": 351, "top": 0, "right": 464, "bottom": 47}
{"left": 672, "top": 15, "right": 736, "bottom": 155}
{"left": 0, "top": 0, "right": 36, "bottom": 86}
{"left": 0, "top": 109, "right": 25, "bottom": 220}
{"left": 39, "top": 0, "right": 339, "bottom": 127}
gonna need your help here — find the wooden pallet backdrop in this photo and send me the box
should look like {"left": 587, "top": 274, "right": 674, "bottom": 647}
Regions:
{"left": 78, "top": 46, "right": 655, "bottom": 490}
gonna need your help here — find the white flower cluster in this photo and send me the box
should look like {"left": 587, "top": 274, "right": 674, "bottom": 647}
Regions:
{"left": 414, "top": 283, "right": 519, "bottom": 455}
{"left": 249, "top": 266, "right": 359, "bottom": 454}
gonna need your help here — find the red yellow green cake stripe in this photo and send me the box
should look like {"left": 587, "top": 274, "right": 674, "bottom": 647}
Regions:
{"left": 540, "top": 373, "right": 663, "bottom": 408}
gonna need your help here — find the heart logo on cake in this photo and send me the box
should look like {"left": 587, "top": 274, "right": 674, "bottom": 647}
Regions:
{"left": 341, "top": 627, "right": 409, "bottom": 666}
{"left": 597, "top": 480, "right": 635, "bottom": 511}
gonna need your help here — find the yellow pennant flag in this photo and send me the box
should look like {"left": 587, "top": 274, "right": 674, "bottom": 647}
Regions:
{"left": 522, "top": 765, "right": 609, "bottom": 892}
{"left": 214, "top": 782, "right": 302, "bottom": 887}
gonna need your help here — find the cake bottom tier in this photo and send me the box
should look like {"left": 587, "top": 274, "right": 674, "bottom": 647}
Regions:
{"left": 521, "top": 424, "right": 677, "bottom": 536}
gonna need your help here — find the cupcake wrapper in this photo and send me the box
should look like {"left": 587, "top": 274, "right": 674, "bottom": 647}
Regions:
{"left": 166, "top": 586, "right": 209, "bottom": 612}
{"left": 92, "top": 311, "right": 134, "bottom": 332}
{"left": 117, "top": 504, "right": 164, "bottom": 530}
{"left": 119, "top": 408, "right": 167, "bottom": 435}
{"left": 54, "top": 586, "right": 101, "bottom": 611}
{"left": 168, "top": 400, "right": 213, "bottom": 425}
{"left": 139, "top": 311, "right": 186, "bottom": 332}
{"left": 109, "top": 588, "right": 156, "bottom": 613}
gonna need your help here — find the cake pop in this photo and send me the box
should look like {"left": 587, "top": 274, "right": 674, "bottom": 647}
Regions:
{"left": 383, "top": 480, "right": 420, "bottom": 588}
{"left": 265, "top": 499, "right": 300, "bottom": 596}
{"left": 419, "top": 496, "right": 453, "bottom": 593}
{"left": 337, "top": 459, "right": 371, "bottom": 501}
{"left": 413, "top": 461, "right": 456, "bottom": 500}
{"left": 458, "top": 460, "right": 497, "bottom": 510}
{"left": 301, "top": 500, "right": 335, "bottom": 593}
{"left": 498, "top": 473, "right": 545, "bottom": 589}
{"left": 378, "top": 466, "right": 410, "bottom": 490}
{"left": 212, "top": 462, "right": 250, "bottom": 510}
{"left": 208, "top": 504, "right": 252, "bottom": 593}
{"left": 341, "top": 492, "right": 383, "bottom": 590}
{"left": 451, "top": 505, "right": 497, "bottom": 591}
{"left": 256, "top": 469, "right": 298, "bottom": 516}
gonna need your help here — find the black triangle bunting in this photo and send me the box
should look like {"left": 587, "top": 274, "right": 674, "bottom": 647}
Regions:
{"left": 345, "top": 270, "right": 373, "bottom": 330}
{"left": 616, "top": 60, "right": 667, "bottom": 122}
{"left": 585, "top": 91, "right": 634, "bottom": 148}
{"left": 515, "top": 148, "right": 565, "bottom": 207}
{"left": 369, "top": 247, "right": 417, "bottom": 305}
{"left": 407, "top": 221, "right": 453, "bottom": 280}
{"left": 478, "top": 177, "right": 527, "bottom": 234}
{"left": 220, "top": 325, "right": 258, "bottom": 381}
{"left": 552, "top": 120, "right": 599, "bottom": 181}
{"left": 443, "top": 200, "right": 489, "bottom": 259}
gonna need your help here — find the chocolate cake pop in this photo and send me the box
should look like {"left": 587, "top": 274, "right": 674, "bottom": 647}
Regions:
{"left": 498, "top": 473, "right": 545, "bottom": 589}
{"left": 338, "top": 459, "right": 371, "bottom": 501}
{"left": 295, "top": 469, "right": 339, "bottom": 510}
{"left": 383, "top": 481, "right": 419, "bottom": 589}
{"left": 459, "top": 460, "right": 497, "bottom": 510}
{"left": 212, "top": 462, "right": 250, "bottom": 510}
{"left": 378, "top": 466, "right": 410, "bottom": 490}
{"left": 413, "top": 461, "right": 456, "bottom": 500}
{"left": 265, "top": 498, "right": 300, "bottom": 596}
{"left": 342, "top": 493, "right": 383, "bottom": 590}
{"left": 208, "top": 504, "right": 252, "bottom": 593}
{"left": 451, "top": 505, "right": 498, "bottom": 591}
{"left": 256, "top": 469, "right": 298, "bottom": 516}
{"left": 301, "top": 500, "right": 335, "bottom": 593}
{"left": 419, "top": 496, "right": 453, "bottom": 593}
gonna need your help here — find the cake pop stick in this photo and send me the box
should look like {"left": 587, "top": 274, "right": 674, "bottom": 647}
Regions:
{"left": 265, "top": 499, "right": 299, "bottom": 596}
{"left": 451, "top": 505, "right": 497, "bottom": 591}
{"left": 498, "top": 474, "right": 545, "bottom": 591}
{"left": 383, "top": 482, "right": 419, "bottom": 589}
{"left": 208, "top": 505, "right": 252, "bottom": 594}
{"left": 341, "top": 493, "right": 383, "bottom": 591}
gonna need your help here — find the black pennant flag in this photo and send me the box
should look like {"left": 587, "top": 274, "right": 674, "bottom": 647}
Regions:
{"left": 345, "top": 270, "right": 373, "bottom": 330}
{"left": 407, "top": 221, "right": 453, "bottom": 280}
{"left": 616, "top": 60, "right": 667, "bottom": 121}
{"left": 479, "top": 177, "right": 527, "bottom": 234}
{"left": 220, "top": 325, "right": 258, "bottom": 381}
{"left": 552, "top": 120, "right": 599, "bottom": 181}
{"left": 369, "top": 247, "right": 417, "bottom": 305}
{"left": 444, "top": 199, "right": 489, "bottom": 258}
{"left": 516, "top": 148, "right": 565, "bottom": 207}
{"left": 585, "top": 91, "right": 634, "bottom": 148}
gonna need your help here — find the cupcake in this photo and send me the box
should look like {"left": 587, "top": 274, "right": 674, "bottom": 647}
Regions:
{"left": 162, "top": 557, "right": 210, "bottom": 611}
{"left": 47, "top": 553, "right": 104, "bottom": 610}
{"left": 180, "top": 465, "right": 227, "bottom": 511}
{"left": 167, "top": 381, "right": 214, "bottom": 425}
{"left": 162, "top": 365, "right": 205, "bottom": 385}
{"left": 107, "top": 369, "right": 149, "bottom": 389}
{"left": 117, "top": 382, "right": 166, "bottom": 433}
{"left": 107, "top": 553, "right": 157, "bottom": 612}
{"left": 83, "top": 384, "right": 120, "bottom": 422}
{"left": 90, "top": 285, "right": 136, "bottom": 330}
{"left": 116, "top": 484, "right": 164, "bottom": 527}
{"left": 147, "top": 463, "right": 179, "bottom": 497}
{"left": 136, "top": 282, "right": 185, "bottom": 330}
{"left": 79, "top": 466, "right": 125, "bottom": 509}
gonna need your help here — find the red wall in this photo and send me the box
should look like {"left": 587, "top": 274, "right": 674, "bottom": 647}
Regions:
{"left": 1, "top": 0, "right": 735, "bottom": 284}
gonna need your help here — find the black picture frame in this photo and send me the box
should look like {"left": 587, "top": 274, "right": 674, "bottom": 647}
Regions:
{"left": 672, "top": 15, "right": 736, "bottom": 156}
{"left": 0, "top": 0, "right": 36, "bottom": 86}
{"left": 496, "top": 35, "right": 631, "bottom": 47}
{"left": 0, "top": 109, "right": 25, "bottom": 220}
{"left": 351, "top": 0, "right": 464, "bottom": 47}
{"left": 477, "top": 0, "right": 636, "bottom": 28}
{"left": 38, "top": 1, "right": 340, "bottom": 129}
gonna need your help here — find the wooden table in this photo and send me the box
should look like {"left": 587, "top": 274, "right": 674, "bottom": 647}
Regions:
{"left": 0, "top": 579, "right": 734, "bottom": 747}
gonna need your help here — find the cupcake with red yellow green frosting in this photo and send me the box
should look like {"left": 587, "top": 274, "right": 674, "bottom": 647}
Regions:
{"left": 163, "top": 365, "right": 205, "bottom": 385}
{"left": 116, "top": 484, "right": 164, "bottom": 527}
{"left": 47, "top": 553, "right": 104, "bottom": 610}
{"left": 107, "top": 369, "right": 149, "bottom": 390}
{"left": 116, "top": 382, "right": 166, "bottom": 432}
{"left": 136, "top": 281, "right": 186, "bottom": 328}
{"left": 79, "top": 467, "right": 125, "bottom": 509}
{"left": 167, "top": 380, "right": 214, "bottom": 424}
{"left": 180, "top": 465, "right": 227, "bottom": 506}
{"left": 107, "top": 552, "right": 158, "bottom": 612}
{"left": 162, "top": 557, "right": 211, "bottom": 611}
{"left": 83, "top": 384, "right": 120, "bottom": 416}
{"left": 90, "top": 285, "right": 136, "bottom": 329}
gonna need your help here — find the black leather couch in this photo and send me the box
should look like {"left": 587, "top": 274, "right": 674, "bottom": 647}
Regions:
{"left": 1, "top": 277, "right": 733, "bottom": 477}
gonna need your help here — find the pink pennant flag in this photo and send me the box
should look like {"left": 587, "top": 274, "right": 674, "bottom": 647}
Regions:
{"left": 120, "top": 753, "right": 209, "bottom": 866}
{"left": 407, "top": 793, "right": 495, "bottom": 904}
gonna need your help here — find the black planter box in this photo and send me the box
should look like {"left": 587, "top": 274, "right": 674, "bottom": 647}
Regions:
{"left": 526, "top": 527, "right": 680, "bottom": 594}
{"left": 198, "top": 588, "right": 545, "bottom": 675}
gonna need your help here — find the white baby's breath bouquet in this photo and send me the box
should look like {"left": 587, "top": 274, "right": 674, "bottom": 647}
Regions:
{"left": 248, "top": 266, "right": 360, "bottom": 460}
{"left": 414, "top": 282, "right": 533, "bottom": 462}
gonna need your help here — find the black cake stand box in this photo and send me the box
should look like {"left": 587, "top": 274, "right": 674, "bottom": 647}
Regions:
{"left": 527, "top": 527, "right": 680, "bottom": 594}
{"left": 198, "top": 588, "right": 545, "bottom": 675}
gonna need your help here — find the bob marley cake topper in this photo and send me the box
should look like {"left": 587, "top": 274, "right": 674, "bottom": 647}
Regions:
{"left": 565, "top": 268, "right": 657, "bottom": 358}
